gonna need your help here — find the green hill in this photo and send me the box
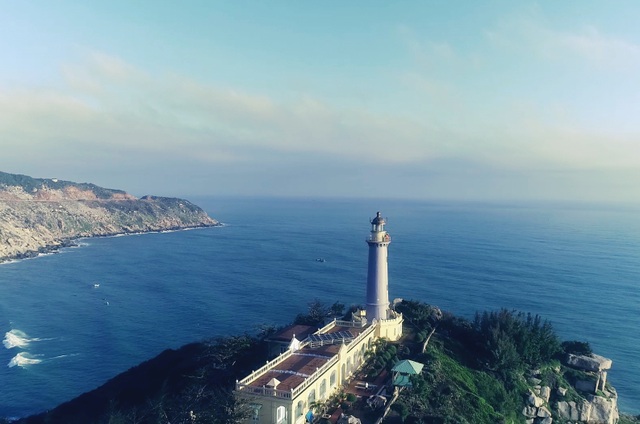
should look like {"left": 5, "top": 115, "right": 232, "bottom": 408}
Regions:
{"left": 8, "top": 301, "right": 637, "bottom": 424}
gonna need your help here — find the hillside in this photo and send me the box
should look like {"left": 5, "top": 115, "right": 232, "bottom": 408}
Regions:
{"left": 8, "top": 301, "right": 638, "bottom": 424}
{"left": 0, "top": 171, "right": 218, "bottom": 262}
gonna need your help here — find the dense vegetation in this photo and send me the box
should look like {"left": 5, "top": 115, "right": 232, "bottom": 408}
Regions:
{"left": 7, "top": 300, "right": 635, "bottom": 424}
{"left": 14, "top": 337, "right": 264, "bottom": 424}
{"left": 390, "top": 301, "right": 621, "bottom": 424}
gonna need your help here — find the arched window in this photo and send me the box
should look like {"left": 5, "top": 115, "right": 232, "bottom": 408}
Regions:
{"left": 308, "top": 389, "right": 316, "bottom": 406}
{"left": 296, "top": 400, "right": 304, "bottom": 417}
{"left": 276, "top": 406, "right": 286, "bottom": 423}
{"left": 319, "top": 379, "right": 327, "bottom": 399}
{"left": 330, "top": 370, "right": 336, "bottom": 388}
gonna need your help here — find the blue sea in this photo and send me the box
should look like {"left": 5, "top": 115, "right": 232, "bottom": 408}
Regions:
{"left": 1, "top": 197, "right": 639, "bottom": 418}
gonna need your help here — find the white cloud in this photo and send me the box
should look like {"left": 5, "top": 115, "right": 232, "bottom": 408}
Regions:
{"left": 2, "top": 48, "right": 640, "bottom": 202}
{"left": 557, "top": 26, "right": 640, "bottom": 70}
{"left": 3, "top": 52, "right": 448, "bottom": 166}
{"left": 486, "top": 13, "right": 640, "bottom": 71}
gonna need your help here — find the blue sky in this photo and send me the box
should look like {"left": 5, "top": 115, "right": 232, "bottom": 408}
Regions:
{"left": 1, "top": 1, "right": 639, "bottom": 202}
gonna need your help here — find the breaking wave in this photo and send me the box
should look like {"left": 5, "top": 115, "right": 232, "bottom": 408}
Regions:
{"left": 8, "top": 352, "right": 43, "bottom": 368}
{"left": 3, "top": 329, "right": 55, "bottom": 349}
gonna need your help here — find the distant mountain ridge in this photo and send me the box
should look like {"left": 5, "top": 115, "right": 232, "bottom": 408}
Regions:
{"left": 0, "top": 171, "right": 218, "bottom": 262}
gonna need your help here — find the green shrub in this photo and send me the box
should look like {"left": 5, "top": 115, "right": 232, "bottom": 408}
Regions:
{"left": 391, "top": 402, "right": 410, "bottom": 422}
{"left": 562, "top": 340, "right": 592, "bottom": 356}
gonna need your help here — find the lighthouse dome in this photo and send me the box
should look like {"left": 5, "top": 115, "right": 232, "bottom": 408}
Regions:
{"left": 371, "top": 212, "right": 385, "bottom": 225}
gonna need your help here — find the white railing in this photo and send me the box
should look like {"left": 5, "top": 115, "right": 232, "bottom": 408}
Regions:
{"left": 236, "top": 319, "right": 378, "bottom": 400}
{"left": 316, "top": 320, "right": 338, "bottom": 334}
{"left": 335, "top": 319, "right": 367, "bottom": 328}
{"left": 238, "top": 349, "right": 294, "bottom": 385}
{"left": 345, "top": 323, "right": 376, "bottom": 354}
{"left": 378, "top": 312, "right": 403, "bottom": 325}
{"left": 235, "top": 383, "right": 292, "bottom": 399}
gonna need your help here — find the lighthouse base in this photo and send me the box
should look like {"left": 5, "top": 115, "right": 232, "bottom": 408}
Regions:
{"left": 371, "top": 309, "right": 404, "bottom": 342}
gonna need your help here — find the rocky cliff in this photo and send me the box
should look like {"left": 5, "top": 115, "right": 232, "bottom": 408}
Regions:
{"left": 0, "top": 171, "right": 218, "bottom": 262}
{"left": 523, "top": 353, "right": 620, "bottom": 424}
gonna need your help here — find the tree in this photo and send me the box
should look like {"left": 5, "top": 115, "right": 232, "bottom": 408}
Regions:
{"left": 562, "top": 340, "right": 592, "bottom": 356}
{"left": 330, "top": 301, "right": 346, "bottom": 318}
{"left": 294, "top": 299, "right": 333, "bottom": 326}
{"left": 472, "top": 309, "right": 561, "bottom": 385}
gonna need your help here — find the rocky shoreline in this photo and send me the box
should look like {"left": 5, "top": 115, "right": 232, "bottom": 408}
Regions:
{"left": 0, "top": 172, "right": 219, "bottom": 263}
{"left": 1, "top": 223, "right": 220, "bottom": 264}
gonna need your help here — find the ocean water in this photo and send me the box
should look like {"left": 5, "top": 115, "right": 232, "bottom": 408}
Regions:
{"left": 1, "top": 197, "right": 639, "bottom": 418}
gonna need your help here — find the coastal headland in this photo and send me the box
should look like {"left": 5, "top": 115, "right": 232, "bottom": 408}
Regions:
{"left": 0, "top": 171, "right": 218, "bottom": 263}
{"left": 9, "top": 301, "right": 638, "bottom": 424}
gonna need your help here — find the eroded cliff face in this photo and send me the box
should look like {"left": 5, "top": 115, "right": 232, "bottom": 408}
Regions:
{"left": 0, "top": 173, "right": 218, "bottom": 262}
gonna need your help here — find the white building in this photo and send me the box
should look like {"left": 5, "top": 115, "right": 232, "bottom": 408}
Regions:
{"left": 235, "top": 212, "right": 403, "bottom": 424}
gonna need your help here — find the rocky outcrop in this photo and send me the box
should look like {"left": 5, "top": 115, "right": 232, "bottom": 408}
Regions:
{"left": 566, "top": 354, "right": 613, "bottom": 373}
{"left": 521, "top": 352, "right": 620, "bottom": 424}
{"left": 523, "top": 385, "right": 619, "bottom": 424}
{"left": 556, "top": 390, "right": 619, "bottom": 424}
{"left": 0, "top": 172, "right": 218, "bottom": 262}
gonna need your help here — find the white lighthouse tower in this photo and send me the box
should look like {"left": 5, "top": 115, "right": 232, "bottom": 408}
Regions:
{"left": 366, "top": 211, "right": 392, "bottom": 322}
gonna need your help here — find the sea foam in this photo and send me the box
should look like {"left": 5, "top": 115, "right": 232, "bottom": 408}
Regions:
{"left": 3, "top": 329, "right": 55, "bottom": 349}
{"left": 8, "top": 352, "right": 43, "bottom": 368}
{"left": 3, "top": 329, "right": 31, "bottom": 349}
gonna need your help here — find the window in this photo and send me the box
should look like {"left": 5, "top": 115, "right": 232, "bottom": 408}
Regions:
{"left": 330, "top": 370, "right": 336, "bottom": 388}
{"left": 319, "top": 379, "right": 327, "bottom": 399}
{"left": 250, "top": 403, "right": 262, "bottom": 423}
{"left": 276, "top": 406, "right": 286, "bottom": 424}
{"left": 307, "top": 389, "right": 316, "bottom": 406}
{"left": 296, "top": 400, "right": 304, "bottom": 417}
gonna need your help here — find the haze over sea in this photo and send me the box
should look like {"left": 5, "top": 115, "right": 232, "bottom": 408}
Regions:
{"left": 1, "top": 196, "right": 639, "bottom": 418}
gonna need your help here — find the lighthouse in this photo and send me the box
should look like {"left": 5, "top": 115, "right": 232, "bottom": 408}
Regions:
{"left": 366, "top": 211, "right": 391, "bottom": 322}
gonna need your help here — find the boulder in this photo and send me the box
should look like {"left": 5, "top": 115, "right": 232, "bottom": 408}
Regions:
{"left": 522, "top": 406, "right": 537, "bottom": 418}
{"left": 566, "top": 354, "right": 612, "bottom": 372}
{"left": 528, "top": 391, "right": 544, "bottom": 407}
{"left": 557, "top": 387, "right": 568, "bottom": 397}
{"left": 537, "top": 406, "right": 552, "bottom": 417}
{"left": 540, "top": 386, "right": 551, "bottom": 402}
{"left": 557, "top": 401, "right": 572, "bottom": 420}
{"left": 586, "top": 394, "right": 619, "bottom": 424}
{"left": 579, "top": 399, "right": 592, "bottom": 422}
